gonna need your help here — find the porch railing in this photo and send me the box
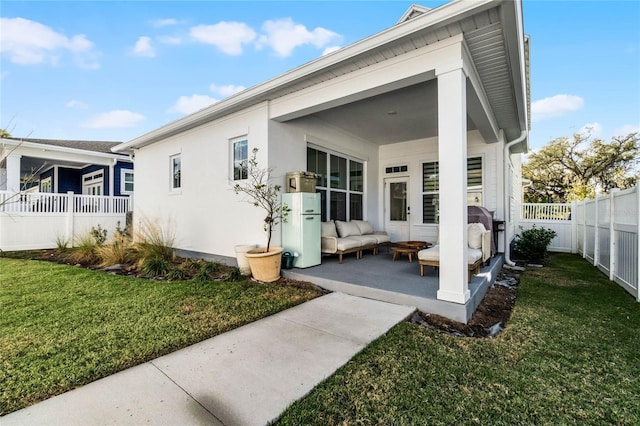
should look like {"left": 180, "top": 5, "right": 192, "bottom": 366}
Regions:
{"left": 0, "top": 191, "right": 131, "bottom": 214}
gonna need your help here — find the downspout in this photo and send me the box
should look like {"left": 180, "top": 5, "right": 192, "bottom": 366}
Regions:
{"left": 503, "top": 130, "right": 527, "bottom": 266}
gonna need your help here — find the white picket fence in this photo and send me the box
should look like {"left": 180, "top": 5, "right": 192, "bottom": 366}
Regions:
{"left": 0, "top": 191, "right": 131, "bottom": 251}
{"left": 519, "top": 185, "right": 639, "bottom": 301}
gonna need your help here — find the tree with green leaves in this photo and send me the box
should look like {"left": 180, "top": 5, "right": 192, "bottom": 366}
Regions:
{"left": 0, "top": 129, "right": 11, "bottom": 138}
{"left": 523, "top": 132, "right": 639, "bottom": 203}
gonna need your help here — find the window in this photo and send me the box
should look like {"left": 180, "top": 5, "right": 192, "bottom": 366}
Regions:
{"left": 232, "top": 139, "right": 248, "bottom": 181}
{"left": 307, "top": 146, "right": 364, "bottom": 222}
{"left": 422, "top": 157, "right": 483, "bottom": 224}
{"left": 121, "top": 169, "right": 134, "bottom": 194}
{"left": 40, "top": 177, "right": 52, "bottom": 193}
{"left": 171, "top": 155, "right": 181, "bottom": 190}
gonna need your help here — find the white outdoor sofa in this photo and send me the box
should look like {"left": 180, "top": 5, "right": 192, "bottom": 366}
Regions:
{"left": 321, "top": 220, "right": 391, "bottom": 263}
{"left": 417, "top": 222, "right": 492, "bottom": 282}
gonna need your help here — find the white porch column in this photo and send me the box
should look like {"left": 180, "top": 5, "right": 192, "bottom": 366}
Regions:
{"left": 436, "top": 67, "right": 470, "bottom": 304}
{"left": 5, "top": 154, "right": 22, "bottom": 192}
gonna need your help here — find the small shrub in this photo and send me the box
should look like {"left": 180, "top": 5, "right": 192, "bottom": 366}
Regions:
{"left": 66, "top": 232, "right": 100, "bottom": 265}
{"left": 167, "top": 267, "right": 188, "bottom": 281}
{"left": 224, "top": 267, "right": 243, "bottom": 282}
{"left": 141, "top": 256, "right": 170, "bottom": 277}
{"left": 55, "top": 235, "right": 70, "bottom": 251}
{"left": 194, "top": 261, "right": 221, "bottom": 281}
{"left": 133, "top": 217, "right": 175, "bottom": 266}
{"left": 90, "top": 225, "right": 108, "bottom": 246}
{"left": 514, "top": 225, "right": 557, "bottom": 263}
{"left": 96, "top": 233, "right": 133, "bottom": 266}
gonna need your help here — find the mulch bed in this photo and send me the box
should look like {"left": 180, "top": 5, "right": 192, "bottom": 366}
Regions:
{"left": 411, "top": 268, "right": 521, "bottom": 338}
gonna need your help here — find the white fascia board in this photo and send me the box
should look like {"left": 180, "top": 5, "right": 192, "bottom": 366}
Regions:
{"left": 114, "top": 0, "right": 497, "bottom": 153}
{"left": 4, "top": 139, "right": 130, "bottom": 165}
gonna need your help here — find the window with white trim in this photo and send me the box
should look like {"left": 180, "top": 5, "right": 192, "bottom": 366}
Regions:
{"left": 307, "top": 146, "right": 364, "bottom": 222}
{"left": 83, "top": 170, "right": 104, "bottom": 195}
{"left": 232, "top": 139, "right": 248, "bottom": 181}
{"left": 121, "top": 169, "right": 134, "bottom": 194}
{"left": 40, "top": 177, "right": 52, "bottom": 193}
{"left": 170, "top": 155, "right": 181, "bottom": 190}
{"left": 422, "top": 156, "right": 483, "bottom": 224}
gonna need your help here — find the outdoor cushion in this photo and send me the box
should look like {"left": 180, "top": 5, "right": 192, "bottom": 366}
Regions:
{"left": 348, "top": 235, "right": 378, "bottom": 247}
{"left": 417, "top": 245, "right": 482, "bottom": 265}
{"left": 321, "top": 221, "right": 338, "bottom": 238}
{"left": 468, "top": 222, "right": 486, "bottom": 250}
{"left": 335, "top": 237, "right": 362, "bottom": 251}
{"left": 352, "top": 220, "right": 374, "bottom": 235}
{"left": 371, "top": 232, "right": 391, "bottom": 244}
{"left": 335, "top": 220, "right": 362, "bottom": 238}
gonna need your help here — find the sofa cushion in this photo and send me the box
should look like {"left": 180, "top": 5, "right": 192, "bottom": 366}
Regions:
{"left": 336, "top": 237, "right": 362, "bottom": 251}
{"left": 352, "top": 220, "right": 374, "bottom": 235}
{"left": 335, "top": 220, "right": 362, "bottom": 238}
{"left": 321, "top": 221, "right": 338, "bottom": 238}
{"left": 468, "top": 222, "right": 486, "bottom": 249}
{"left": 372, "top": 232, "right": 391, "bottom": 244}
{"left": 418, "top": 245, "right": 483, "bottom": 265}
{"left": 348, "top": 235, "right": 378, "bottom": 246}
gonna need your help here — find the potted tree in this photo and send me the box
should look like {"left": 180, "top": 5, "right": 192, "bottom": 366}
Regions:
{"left": 233, "top": 148, "right": 290, "bottom": 282}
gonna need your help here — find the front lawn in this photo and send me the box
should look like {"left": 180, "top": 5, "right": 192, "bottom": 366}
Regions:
{"left": 0, "top": 258, "right": 321, "bottom": 415}
{"left": 278, "top": 253, "right": 640, "bottom": 425}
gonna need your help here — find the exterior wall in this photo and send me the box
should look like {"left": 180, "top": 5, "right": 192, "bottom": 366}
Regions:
{"left": 378, "top": 130, "right": 499, "bottom": 243}
{"left": 269, "top": 116, "right": 381, "bottom": 229}
{"left": 133, "top": 103, "right": 270, "bottom": 258}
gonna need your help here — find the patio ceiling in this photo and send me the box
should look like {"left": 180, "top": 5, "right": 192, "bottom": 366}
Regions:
{"left": 308, "top": 80, "right": 478, "bottom": 145}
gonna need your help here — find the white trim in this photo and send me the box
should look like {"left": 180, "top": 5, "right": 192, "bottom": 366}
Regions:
{"left": 40, "top": 176, "right": 52, "bottom": 193}
{"left": 120, "top": 168, "right": 134, "bottom": 195}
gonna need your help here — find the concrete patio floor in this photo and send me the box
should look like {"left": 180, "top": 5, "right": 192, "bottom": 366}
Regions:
{"left": 283, "top": 249, "right": 504, "bottom": 323}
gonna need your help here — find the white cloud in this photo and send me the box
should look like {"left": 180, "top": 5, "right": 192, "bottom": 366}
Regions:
{"left": 257, "top": 18, "right": 340, "bottom": 57}
{"left": 579, "top": 122, "right": 602, "bottom": 137}
{"left": 82, "top": 110, "right": 145, "bottom": 128}
{"left": 190, "top": 22, "right": 256, "bottom": 55}
{"left": 158, "top": 36, "right": 182, "bottom": 45}
{"left": 0, "top": 17, "right": 98, "bottom": 68}
{"left": 152, "top": 18, "right": 179, "bottom": 27}
{"left": 210, "top": 84, "right": 246, "bottom": 97}
{"left": 322, "top": 46, "right": 342, "bottom": 56}
{"left": 132, "top": 36, "right": 155, "bottom": 57}
{"left": 168, "top": 94, "right": 218, "bottom": 115}
{"left": 614, "top": 124, "right": 640, "bottom": 136}
{"left": 66, "top": 99, "right": 88, "bottom": 109}
{"left": 531, "top": 94, "right": 584, "bottom": 122}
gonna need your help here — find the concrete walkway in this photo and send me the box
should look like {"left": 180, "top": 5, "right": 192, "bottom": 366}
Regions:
{"left": 2, "top": 293, "right": 414, "bottom": 426}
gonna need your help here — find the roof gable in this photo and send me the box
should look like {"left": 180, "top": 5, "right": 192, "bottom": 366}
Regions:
{"left": 397, "top": 4, "right": 432, "bottom": 24}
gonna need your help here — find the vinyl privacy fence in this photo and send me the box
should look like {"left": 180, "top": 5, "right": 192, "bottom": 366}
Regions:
{"left": 519, "top": 185, "right": 640, "bottom": 302}
{"left": 0, "top": 191, "right": 130, "bottom": 251}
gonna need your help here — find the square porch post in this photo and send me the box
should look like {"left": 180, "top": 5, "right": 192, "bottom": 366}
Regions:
{"left": 436, "top": 67, "right": 470, "bottom": 304}
{"left": 5, "top": 154, "right": 22, "bottom": 192}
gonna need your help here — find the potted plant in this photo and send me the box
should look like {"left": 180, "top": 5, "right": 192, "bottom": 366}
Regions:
{"left": 233, "top": 147, "right": 290, "bottom": 282}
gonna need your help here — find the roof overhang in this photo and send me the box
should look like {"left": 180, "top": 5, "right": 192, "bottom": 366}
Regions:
{"left": 114, "top": 0, "right": 529, "bottom": 153}
{"left": 2, "top": 138, "right": 131, "bottom": 166}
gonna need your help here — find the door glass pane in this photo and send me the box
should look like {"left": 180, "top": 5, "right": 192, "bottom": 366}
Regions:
{"left": 330, "top": 155, "right": 347, "bottom": 189}
{"left": 389, "top": 182, "right": 407, "bottom": 221}
{"left": 307, "top": 148, "right": 327, "bottom": 187}
{"left": 349, "top": 160, "right": 363, "bottom": 192}
{"left": 350, "top": 193, "right": 363, "bottom": 220}
{"left": 330, "top": 191, "right": 347, "bottom": 221}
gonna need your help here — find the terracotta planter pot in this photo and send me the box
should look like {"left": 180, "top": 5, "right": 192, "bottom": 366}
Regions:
{"left": 245, "top": 246, "right": 283, "bottom": 282}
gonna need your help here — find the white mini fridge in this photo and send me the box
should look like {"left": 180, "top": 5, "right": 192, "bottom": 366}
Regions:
{"left": 282, "top": 192, "right": 321, "bottom": 268}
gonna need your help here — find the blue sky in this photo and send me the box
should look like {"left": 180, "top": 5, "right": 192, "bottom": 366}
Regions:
{"left": 1, "top": 1, "right": 638, "bottom": 151}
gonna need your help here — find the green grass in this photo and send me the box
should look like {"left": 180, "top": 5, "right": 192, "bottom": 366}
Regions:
{"left": 0, "top": 258, "right": 321, "bottom": 415}
{"left": 277, "top": 254, "right": 640, "bottom": 425}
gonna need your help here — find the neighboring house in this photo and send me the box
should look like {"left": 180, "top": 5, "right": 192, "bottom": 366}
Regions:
{"left": 114, "top": 1, "right": 530, "bottom": 307}
{"left": 0, "top": 138, "right": 134, "bottom": 196}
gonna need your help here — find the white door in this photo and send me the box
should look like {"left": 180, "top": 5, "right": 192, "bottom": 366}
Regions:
{"left": 384, "top": 177, "right": 410, "bottom": 242}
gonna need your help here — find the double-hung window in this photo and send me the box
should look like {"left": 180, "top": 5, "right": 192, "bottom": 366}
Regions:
{"left": 422, "top": 156, "right": 483, "bottom": 224}
{"left": 307, "top": 146, "right": 364, "bottom": 222}
{"left": 170, "top": 155, "right": 181, "bottom": 190}
{"left": 121, "top": 169, "right": 134, "bottom": 195}
{"left": 232, "top": 139, "right": 248, "bottom": 181}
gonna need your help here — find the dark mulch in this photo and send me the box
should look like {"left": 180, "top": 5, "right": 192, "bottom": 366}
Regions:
{"left": 411, "top": 267, "right": 521, "bottom": 338}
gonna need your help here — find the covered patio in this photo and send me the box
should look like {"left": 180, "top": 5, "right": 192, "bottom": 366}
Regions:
{"left": 283, "top": 249, "right": 504, "bottom": 323}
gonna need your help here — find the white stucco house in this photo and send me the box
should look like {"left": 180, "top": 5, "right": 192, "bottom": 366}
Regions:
{"left": 114, "top": 0, "right": 530, "bottom": 317}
